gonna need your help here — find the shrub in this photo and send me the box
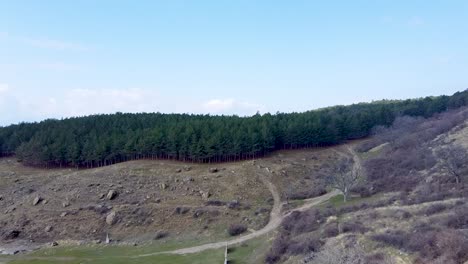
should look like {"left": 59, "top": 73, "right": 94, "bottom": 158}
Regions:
{"left": 265, "top": 235, "right": 288, "bottom": 264}
{"left": 174, "top": 207, "right": 190, "bottom": 214}
{"left": 227, "top": 223, "right": 247, "bottom": 236}
{"left": 341, "top": 220, "right": 368, "bottom": 234}
{"left": 423, "top": 203, "right": 447, "bottom": 215}
{"left": 371, "top": 230, "right": 407, "bottom": 248}
{"left": 287, "top": 235, "right": 322, "bottom": 255}
{"left": 322, "top": 222, "right": 339, "bottom": 237}
{"left": 154, "top": 231, "right": 168, "bottom": 240}
{"left": 407, "top": 229, "right": 468, "bottom": 262}
{"left": 281, "top": 209, "right": 325, "bottom": 236}
{"left": 205, "top": 200, "right": 225, "bottom": 206}
{"left": 445, "top": 206, "right": 468, "bottom": 229}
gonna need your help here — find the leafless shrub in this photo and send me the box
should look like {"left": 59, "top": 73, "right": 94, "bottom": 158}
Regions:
{"left": 287, "top": 234, "right": 322, "bottom": 255}
{"left": 407, "top": 229, "right": 468, "bottom": 263}
{"left": 322, "top": 222, "right": 339, "bottom": 237}
{"left": 436, "top": 145, "right": 468, "bottom": 184}
{"left": 227, "top": 223, "right": 247, "bottom": 236}
{"left": 153, "top": 230, "right": 169, "bottom": 240}
{"left": 281, "top": 209, "right": 325, "bottom": 236}
{"left": 444, "top": 206, "right": 468, "bottom": 229}
{"left": 265, "top": 235, "right": 288, "bottom": 263}
{"left": 340, "top": 220, "right": 368, "bottom": 234}
{"left": 174, "top": 207, "right": 190, "bottom": 214}
{"left": 422, "top": 203, "right": 447, "bottom": 216}
{"left": 205, "top": 200, "right": 225, "bottom": 206}
{"left": 226, "top": 200, "right": 240, "bottom": 209}
{"left": 371, "top": 230, "right": 407, "bottom": 248}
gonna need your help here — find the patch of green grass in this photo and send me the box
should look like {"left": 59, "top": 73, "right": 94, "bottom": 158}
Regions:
{"left": 7, "top": 249, "right": 224, "bottom": 264}
{"left": 6, "top": 235, "right": 272, "bottom": 264}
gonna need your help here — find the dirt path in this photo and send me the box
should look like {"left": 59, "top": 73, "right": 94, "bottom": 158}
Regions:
{"left": 136, "top": 168, "right": 339, "bottom": 257}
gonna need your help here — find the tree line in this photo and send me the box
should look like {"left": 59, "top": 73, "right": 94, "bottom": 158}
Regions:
{"left": 0, "top": 90, "right": 466, "bottom": 168}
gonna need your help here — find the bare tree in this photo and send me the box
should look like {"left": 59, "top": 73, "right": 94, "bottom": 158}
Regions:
{"left": 328, "top": 157, "right": 360, "bottom": 202}
{"left": 436, "top": 145, "right": 468, "bottom": 184}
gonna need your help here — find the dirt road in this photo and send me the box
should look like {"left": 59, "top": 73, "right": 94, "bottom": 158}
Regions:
{"left": 137, "top": 168, "right": 339, "bottom": 257}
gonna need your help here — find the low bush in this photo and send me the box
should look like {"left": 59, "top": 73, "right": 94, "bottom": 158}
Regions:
{"left": 423, "top": 203, "right": 447, "bottom": 215}
{"left": 371, "top": 230, "right": 407, "bottom": 248}
{"left": 287, "top": 235, "right": 322, "bottom": 255}
{"left": 227, "top": 223, "right": 247, "bottom": 236}
{"left": 445, "top": 206, "right": 468, "bottom": 229}
{"left": 341, "top": 220, "right": 368, "bottom": 234}
{"left": 174, "top": 207, "right": 190, "bottom": 214}
{"left": 154, "top": 230, "right": 169, "bottom": 240}
{"left": 265, "top": 235, "right": 288, "bottom": 264}
{"left": 205, "top": 200, "right": 225, "bottom": 206}
{"left": 322, "top": 222, "right": 339, "bottom": 237}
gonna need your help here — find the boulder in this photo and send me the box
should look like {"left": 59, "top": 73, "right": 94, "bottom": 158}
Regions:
{"left": 209, "top": 168, "right": 218, "bottom": 173}
{"left": 159, "top": 183, "right": 168, "bottom": 190}
{"left": 175, "top": 168, "right": 182, "bottom": 173}
{"left": 106, "top": 211, "right": 117, "bottom": 225}
{"left": 60, "top": 212, "right": 68, "bottom": 217}
{"left": 32, "top": 196, "right": 42, "bottom": 206}
{"left": 107, "top": 190, "right": 118, "bottom": 200}
{"left": 201, "top": 191, "right": 211, "bottom": 199}
{"left": 45, "top": 226, "right": 52, "bottom": 232}
{"left": 183, "top": 166, "right": 191, "bottom": 171}
{"left": 51, "top": 241, "right": 58, "bottom": 247}
{"left": 183, "top": 177, "right": 194, "bottom": 182}
{"left": 62, "top": 201, "right": 70, "bottom": 208}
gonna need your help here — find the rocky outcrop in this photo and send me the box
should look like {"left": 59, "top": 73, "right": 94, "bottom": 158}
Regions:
{"left": 32, "top": 196, "right": 42, "bottom": 206}
{"left": 106, "top": 211, "right": 117, "bottom": 225}
{"left": 107, "top": 190, "right": 118, "bottom": 200}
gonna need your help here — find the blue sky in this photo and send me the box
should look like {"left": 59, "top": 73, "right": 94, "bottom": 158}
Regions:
{"left": 1, "top": 0, "right": 467, "bottom": 125}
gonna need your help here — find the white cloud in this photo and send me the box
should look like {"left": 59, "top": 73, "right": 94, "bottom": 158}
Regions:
{"left": 36, "top": 62, "right": 81, "bottom": 71}
{"left": 202, "top": 98, "right": 265, "bottom": 115}
{"left": 19, "top": 36, "right": 89, "bottom": 51}
{"left": 2, "top": 33, "right": 89, "bottom": 51}
{"left": 61, "top": 88, "right": 162, "bottom": 116}
{"left": 0, "top": 88, "right": 268, "bottom": 125}
{"left": 202, "top": 99, "right": 235, "bottom": 112}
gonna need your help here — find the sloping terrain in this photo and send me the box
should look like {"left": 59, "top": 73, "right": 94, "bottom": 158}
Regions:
{"left": 265, "top": 108, "right": 468, "bottom": 264}
{"left": 0, "top": 143, "right": 346, "bottom": 257}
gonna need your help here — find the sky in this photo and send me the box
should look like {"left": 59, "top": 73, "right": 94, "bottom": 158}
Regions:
{"left": 1, "top": 0, "right": 468, "bottom": 126}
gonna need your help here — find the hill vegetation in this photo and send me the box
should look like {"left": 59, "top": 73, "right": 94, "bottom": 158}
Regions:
{"left": 265, "top": 106, "right": 468, "bottom": 264}
{"left": 0, "top": 90, "right": 467, "bottom": 168}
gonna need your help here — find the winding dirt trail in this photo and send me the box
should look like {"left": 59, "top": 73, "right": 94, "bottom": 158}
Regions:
{"left": 6, "top": 148, "right": 357, "bottom": 262}
{"left": 136, "top": 167, "right": 339, "bottom": 257}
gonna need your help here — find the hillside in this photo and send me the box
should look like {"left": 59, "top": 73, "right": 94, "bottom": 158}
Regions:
{"left": 0, "top": 142, "right": 347, "bottom": 257}
{"left": 265, "top": 107, "right": 468, "bottom": 264}
{"left": 0, "top": 96, "right": 467, "bottom": 264}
